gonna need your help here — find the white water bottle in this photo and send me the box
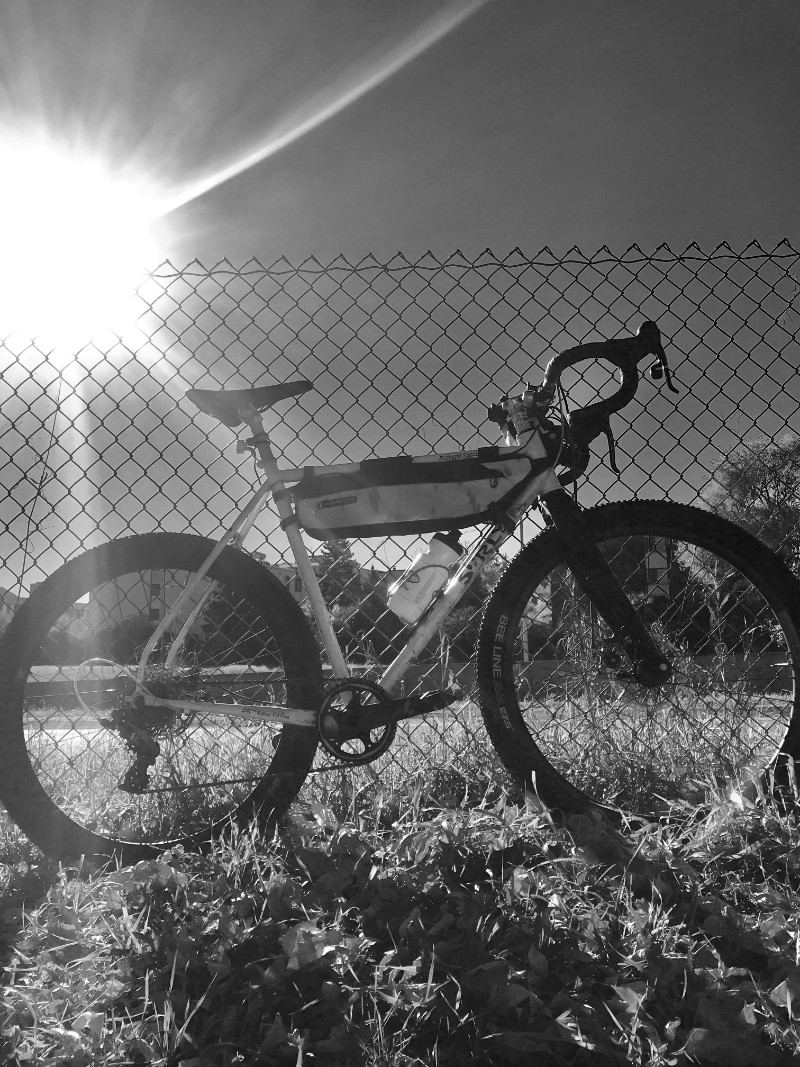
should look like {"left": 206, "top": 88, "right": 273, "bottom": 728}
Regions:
{"left": 387, "top": 532, "right": 463, "bottom": 625}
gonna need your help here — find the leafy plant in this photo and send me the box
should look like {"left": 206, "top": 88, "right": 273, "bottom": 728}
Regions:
{"left": 2, "top": 771, "right": 800, "bottom": 1065}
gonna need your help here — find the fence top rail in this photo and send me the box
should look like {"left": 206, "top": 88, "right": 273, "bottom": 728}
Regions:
{"left": 146, "top": 239, "right": 800, "bottom": 280}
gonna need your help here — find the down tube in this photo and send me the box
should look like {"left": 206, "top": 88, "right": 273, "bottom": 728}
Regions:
{"left": 378, "top": 525, "right": 509, "bottom": 694}
{"left": 377, "top": 466, "right": 563, "bottom": 694}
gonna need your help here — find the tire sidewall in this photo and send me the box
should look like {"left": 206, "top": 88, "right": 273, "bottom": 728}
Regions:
{"left": 0, "top": 533, "right": 323, "bottom": 862}
{"left": 476, "top": 500, "right": 800, "bottom": 810}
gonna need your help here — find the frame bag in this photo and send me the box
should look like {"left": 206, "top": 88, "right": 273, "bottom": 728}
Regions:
{"left": 289, "top": 449, "right": 538, "bottom": 539}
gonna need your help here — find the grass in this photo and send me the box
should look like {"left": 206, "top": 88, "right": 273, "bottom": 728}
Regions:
{"left": 15, "top": 681, "right": 793, "bottom": 852}
{"left": 24, "top": 712, "right": 289, "bottom": 843}
{"left": 23, "top": 699, "right": 511, "bottom": 846}
{"left": 309, "top": 684, "right": 792, "bottom": 823}
{"left": 3, "top": 685, "right": 800, "bottom": 1063}
{"left": 2, "top": 765, "right": 800, "bottom": 1065}
{"left": 21, "top": 648, "right": 793, "bottom": 836}
{"left": 518, "top": 684, "right": 791, "bottom": 816}
{"left": 304, "top": 704, "right": 515, "bottom": 824}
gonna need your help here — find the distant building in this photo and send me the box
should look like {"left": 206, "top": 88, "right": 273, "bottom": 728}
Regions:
{"left": 23, "top": 582, "right": 90, "bottom": 638}
{"left": 85, "top": 569, "right": 187, "bottom": 630}
{"left": 256, "top": 556, "right": 309, "bottom": 602}
{"left": 645, "top": 537, "right": 672, "bottom": 594}
{"left": 0, "top": 587, "right": 23, "bottom": 632}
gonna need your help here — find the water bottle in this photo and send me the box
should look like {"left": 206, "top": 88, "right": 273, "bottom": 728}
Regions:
{"left": 387, "top": 532, "right": 463, "bottom": 624}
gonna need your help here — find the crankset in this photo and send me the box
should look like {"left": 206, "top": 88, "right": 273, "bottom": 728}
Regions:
{"left": 317, "top": 681, "right": 463, "bottom": 765}
{"left": 317, "top": 680, "right": 396, "bottom": 765}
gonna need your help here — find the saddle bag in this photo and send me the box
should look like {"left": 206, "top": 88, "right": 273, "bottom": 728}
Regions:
{"left": 289, "top": 448, "right": 537, "bottom": 539}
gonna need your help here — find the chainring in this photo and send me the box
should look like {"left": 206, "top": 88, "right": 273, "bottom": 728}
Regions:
{"left": 317, "top": 679, "right": 396, "bottom": 765}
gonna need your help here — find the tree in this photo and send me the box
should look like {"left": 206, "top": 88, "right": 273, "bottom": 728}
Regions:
{"left": 336, "top": 587, "right": 410, "bottom": 663}
{"left": 703, "top": 433, "right": 800, "bottom": 571}
{"left": 312, "top": 539, "right": 403, "bottom": 663}
{"left": 194, "top": 592, "right": 284, "bottom": 666}
{"left": 316, "top": 538, "right": 363, "bottom": 609}
{"left": 547, "top": 537, "right": 723, "bottom": 658}
{"left": 98, "top": 614, "right": 157, "bottom": 664}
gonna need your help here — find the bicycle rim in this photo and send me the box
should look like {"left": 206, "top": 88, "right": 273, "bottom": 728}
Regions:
{"left": 0, "top": 534, "right": 322, "bottom": 860}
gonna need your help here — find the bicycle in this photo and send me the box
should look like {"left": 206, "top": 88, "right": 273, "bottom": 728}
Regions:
{"left": 1, "top": 321, "right": 799, "bottom": 862}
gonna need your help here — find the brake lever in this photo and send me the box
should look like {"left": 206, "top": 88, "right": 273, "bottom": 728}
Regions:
{"left": 640, "top": 325, "right": 679, "bottom": 394}
{"left": 604, "top": 422, "right": 620, "bottom": 473}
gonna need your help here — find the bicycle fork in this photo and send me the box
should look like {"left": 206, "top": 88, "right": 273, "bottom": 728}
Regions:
{"left": 540, "top": 490, "right": 673, "bottom": 687}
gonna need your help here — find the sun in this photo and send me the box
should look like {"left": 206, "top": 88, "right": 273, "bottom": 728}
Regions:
{"left": 0, "top": 137, "right": 164, "bottom": 349}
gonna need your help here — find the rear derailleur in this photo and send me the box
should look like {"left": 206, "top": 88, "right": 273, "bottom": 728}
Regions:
{"left": 98, "top": 688, "right": 194, "bottom": 794}
{"left": 99, "top": 699, "right": 161, "bottom": 795}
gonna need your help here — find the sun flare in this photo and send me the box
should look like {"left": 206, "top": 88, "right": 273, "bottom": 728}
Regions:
{"left": 0, "top": 138, "right": 164, "bottom": 348}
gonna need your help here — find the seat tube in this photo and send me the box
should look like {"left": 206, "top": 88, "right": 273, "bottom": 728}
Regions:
{"left": 244, "top": 411, "right": 349, "bottom": 679}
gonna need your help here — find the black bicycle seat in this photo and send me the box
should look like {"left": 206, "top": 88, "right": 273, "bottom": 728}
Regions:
{"left": 185, "top": 381, "right": 313, "bottom": 427}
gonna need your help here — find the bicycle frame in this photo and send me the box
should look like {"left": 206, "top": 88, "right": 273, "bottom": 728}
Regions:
{"left": 133, "top": 403, "right": 563, "bottom": 729}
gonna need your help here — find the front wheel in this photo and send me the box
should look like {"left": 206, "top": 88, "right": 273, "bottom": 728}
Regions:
{"left": 477, "top": 501, "right": 800, "bottom": 816}
{"left": 0, "top": 533, "right": 324, "bottom": 863}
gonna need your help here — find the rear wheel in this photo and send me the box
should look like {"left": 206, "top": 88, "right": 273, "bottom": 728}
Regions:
{"left": 0, "top": 533, "right": 323, "bottom": 862}
{"left": 477, "top": 501, "right": 800, "bottom": 816}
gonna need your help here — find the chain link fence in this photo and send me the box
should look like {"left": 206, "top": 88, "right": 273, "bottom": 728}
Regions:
{"left": 2, "top": 240, "right": 798, "bottom": 811}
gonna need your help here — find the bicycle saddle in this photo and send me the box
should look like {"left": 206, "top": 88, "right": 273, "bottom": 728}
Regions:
{"left": 185, "top": 381, "right": 313, "bottom": 427}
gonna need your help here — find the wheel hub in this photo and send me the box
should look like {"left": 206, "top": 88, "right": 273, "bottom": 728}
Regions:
{"left": 633, "top": 658, "right": 673, "bottom": 688}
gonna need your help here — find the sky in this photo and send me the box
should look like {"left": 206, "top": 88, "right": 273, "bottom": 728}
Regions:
{"left": 1, "top": 0, "right": 798, "bottom": 265}
{"left": 171, "top": 0, "right": 799, "bottom": 264}
{"left": 0, "top": 0, "right": 799, "bottom": 591}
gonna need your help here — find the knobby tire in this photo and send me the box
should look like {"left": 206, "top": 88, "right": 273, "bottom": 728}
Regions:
{"left": 0, "top": 533, "right": 323, "bottom": 863}
{"left": 477, "top": 501, "right": 800, "bottom": 816}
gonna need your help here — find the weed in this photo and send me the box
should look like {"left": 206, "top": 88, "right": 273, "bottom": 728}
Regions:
{"left": 2, "top": 778, "right": 800, "bottom": 1065}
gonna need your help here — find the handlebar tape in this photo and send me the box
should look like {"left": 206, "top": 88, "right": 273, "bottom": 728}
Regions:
{"left": 542, "top": 322, "right": 668, "bottom": 481}
{"left": 543, "top": 333, "right": 652, "bottom": 415}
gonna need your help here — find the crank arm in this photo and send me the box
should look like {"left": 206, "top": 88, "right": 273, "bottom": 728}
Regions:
{"left": 322, "top": 689, "right": 459, "bottom": 741}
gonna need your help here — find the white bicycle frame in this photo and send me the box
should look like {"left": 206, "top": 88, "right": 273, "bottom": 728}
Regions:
{"left": 133, "top": 401, "right": 562, "bottom": 730}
